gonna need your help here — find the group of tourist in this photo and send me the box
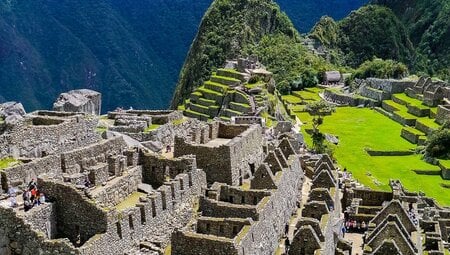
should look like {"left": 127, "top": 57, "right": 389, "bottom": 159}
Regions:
{"left": 22, "top": 179, "right": 46, "bottom": 212}
{"left": 344, "top": 220, "right": 367, "bottom": 234}
{"left": 408, "top": 203, "right": 419, "bottom": 225}
{"left": 6, "top": 178, "right": 46, "bottom": 211}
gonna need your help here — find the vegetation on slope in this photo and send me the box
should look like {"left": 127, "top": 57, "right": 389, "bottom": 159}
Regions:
{"left": 0, "top": 0, "right": 211, "bottom": 112}
{"left": 171, "top": 0, "right": 298, "bottom": 107}
{"left": 310, "top": 5, "right": 414, "bottom": 68}
{"left": 372, "top": 0, "right": 450, "bottom": 80}
{"left": 276, "top": 0, "right": 368, "bottom": 33}
{"left": 309, "top": 0, "right": 450, "bottom": 81}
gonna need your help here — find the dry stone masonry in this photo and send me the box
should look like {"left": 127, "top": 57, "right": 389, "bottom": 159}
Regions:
{"left": 1, "top": 89, "right": 449, "bottom": 255}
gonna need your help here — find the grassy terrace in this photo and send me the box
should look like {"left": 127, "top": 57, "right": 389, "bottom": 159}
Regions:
{"left": 115, "top": 191, "right": 146, "bottom": 211}
{"left": 393, "top": 93, "right": 425, "bottom": 107}
{"left": 0, "top": 157, "right": 20, "bottom": 169}
{"left": 297, "top": 107, "right": 450, "bottom": 205}
{"left": 143, "top": 124, "right": 161, "bottom": 133}
{"left": 292, "top": 87, "right": 323, "bottom": 101}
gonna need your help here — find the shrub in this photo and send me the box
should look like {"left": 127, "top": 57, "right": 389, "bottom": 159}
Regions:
{"left": 353, "top": 58, "right": 409, "bottom": 79}
{"left": 425, "top": 127, "right": 450, "bottom": 159}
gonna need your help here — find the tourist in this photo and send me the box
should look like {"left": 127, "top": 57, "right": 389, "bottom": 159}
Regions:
{"left": 28, "top": 178, "right": 37, "bottom": 190}
{"left": 22, "top": 189, "right": 31, "bottom": 201}
{"left": 24, "top": 198, "right": 33, "bottom": 212}
{"left": 39, "top": 192, "right": 46, "bottom": 205}
{"left": 361, "top": 221, "right": 366, "bottom": 230}
{"left": 7, "top": 187, "right": 17, "bottom": 208}
{"left": 341, "top": 225, "right": 346, "bottom": 237}
{"left": 284, "top": 238, "right": 290, "bottom": 253}
{"left": 166, "top": 145, "right": 172, "bottom": 153}
{"left": 84, "top": 177, "right": 92, "bottom": 188}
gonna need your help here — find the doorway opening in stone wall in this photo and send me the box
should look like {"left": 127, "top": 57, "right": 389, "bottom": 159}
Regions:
{"left": 249, "top": 163, "right": 255, "bottom": 175}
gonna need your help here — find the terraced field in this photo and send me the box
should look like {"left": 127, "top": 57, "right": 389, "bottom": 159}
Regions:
{"left": 289, "top": 89, "right": 449, "bottom": 205}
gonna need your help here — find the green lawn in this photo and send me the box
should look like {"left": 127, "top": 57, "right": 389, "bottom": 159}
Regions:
{"left": 297, "top": 107, "right": 450, "bottom": 206}
{"left": 292, "top": 87, "right": 323, "bottom": 101}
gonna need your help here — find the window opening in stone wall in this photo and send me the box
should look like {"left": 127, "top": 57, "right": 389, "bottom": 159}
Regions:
{"left": 249, "top": 163, "right": 255, "bottom": 175}
{"left": 253, "top": 196, "right": 258, "bottom": 205}
{"left": 161, "top": 191, "right": 167, "bottom": 210}
{"left": 116, "top": 222, "right": 122, "bottom": 239}
{"left": 129, "top": 214, "right": 134, "bottom": 230}
{"left": 241, "top": 196, "right": 245, "bottom": 204}
{"left": 229, "top": 196, "right": 234, "bottom": 203}
{"left": 151, "top": 199, "right": 157, "bottom": 217}
{"left": 232, "top": 226, "right": 238, "bottom": 235}
{"left": 206, "top": 223, "right": 210, "bottom": 232}
{"left": 140, "top": 206, "right": 146, "bottom": 224}
{"left": 219, "top": 225, "right": 224, "bottom": 234}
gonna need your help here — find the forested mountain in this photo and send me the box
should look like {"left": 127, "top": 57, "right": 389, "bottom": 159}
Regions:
{"left": 0, "top": 0, "right": 367, "bottom": 111}
{"left": 309, "top": 0, "right": 450, "bottom": 80}
{"left": 276, "top": 0, "right": 368, "bottom": 33}
{"left": 0, "top": 0, "right": 210, "bottom": 111}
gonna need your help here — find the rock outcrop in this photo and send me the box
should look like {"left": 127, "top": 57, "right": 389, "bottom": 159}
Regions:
{"left": 53, "top": 89, "right": 101, "bottom": 115}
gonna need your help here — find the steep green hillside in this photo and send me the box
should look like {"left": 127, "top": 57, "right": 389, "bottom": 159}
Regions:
{"left": 171, "top": 0, "right": 297, "bottom": 107}
{"left": 171, "top": 0, "right": 340, "bottom": 107}
{"left": 276, "top": 0, "right": 368, "bottom": 33}
{"left": 310, "top": 5, "right": 414, "bottom": 68}
{"left": 372, "top": 0, "right": 450, "bottom": 79}
{"left": 0, "top": 0, "right": 210, "bottom": 112}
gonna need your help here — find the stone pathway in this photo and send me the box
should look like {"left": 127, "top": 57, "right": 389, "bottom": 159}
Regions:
{"left": 344, "top": 233, "right": 363, "bottom": 255}
{"left": 276, "top": 177, "right": 313, "bottom": 254}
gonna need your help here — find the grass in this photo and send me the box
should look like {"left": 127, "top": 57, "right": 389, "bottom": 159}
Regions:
{"left": 282, "top": 95, "right": 302, "bottom": 104}
{"left": 292, "top": 87, "right": 323, "bottom": 101}
{"left": 403, "top": 126, "right": 425, "bottom": 136}
{"left": 172, "top": 118, "right": 187, "bottom": 126}
{"left": 416, "top": 118, "right": 440, "bottom": 129}
{"left": 115, "top": 191, "right": 146, "bottom": 211}
{"left": 297, "top": 107, "right": 450, "bottom": 206}
{"left": 0, "top": 157, "right": 20, "bottom": 169}
{"left": 144, "top": 124, "right": 161, "bottom": 133}
{"left": 393, "top": 93, "right": 425, "bottom": 107}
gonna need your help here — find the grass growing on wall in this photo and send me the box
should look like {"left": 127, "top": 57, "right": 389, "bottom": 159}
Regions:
{"left": 0, "top": 157, "right": 20, "bottom": 169}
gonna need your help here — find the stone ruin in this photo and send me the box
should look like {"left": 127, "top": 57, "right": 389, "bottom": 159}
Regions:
{"left": 341, "top": 176, "right": 450, "bottom": 255}
{"left": 0, "top": 110, "right": 99, "bottom": 158}
{"left": 1, "top": 90, "right": 449, "bottom": 254}
{"left": 53, "top": 89, "right": 101, "bottom": 115}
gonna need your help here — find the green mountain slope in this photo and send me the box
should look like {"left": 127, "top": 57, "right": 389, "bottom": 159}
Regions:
{"left": 0, "top": 0, "right": 210, "bottom": 112}
{"left": 276, "top": 0, "right": 368, "bottom": 33}
{"left": 310, "top": 5, "right": 414, "bottom": 68}
{"left": 372, "top": 0, "right": 450, "bottom": 79}
{"left": 170, "top": 0, "right": 297, "bottom": 107}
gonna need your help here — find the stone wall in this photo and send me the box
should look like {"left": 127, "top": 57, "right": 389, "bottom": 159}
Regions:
{"left": 1, "top": 154, "right": 61, "bottom": 192}
{"left": 172, "top": 231, "right": 238, "bottom": 255}
{"left": 38, "top": 179, "right": 108, "bottom": 246}
{"left": 79, "top": 168, "right": 207, "bottom": 254}
{"left": 61, "top": 137, "right": 126, "bottom": 175}
{"left": 235, "top": 155, "right": 303, "bottom": 255}
{"left": 25, "top": 203, "right": 58, "bottom": 239}
{"left": 90, "top": 166, "right": 142, "bottom": 208}
{"left": 0, "top": 113, "right": 99, "bottom": 158}
{"left": 174, "top": 124, "right": 264, "bottom": 185}
{"left": 197, "top": 217, "right": 252, "bottom": 238}
{"left": 0, "top": 206, "right": 78, "bottom": 255}
{"left": 141, "top": 153, "right": 197, "bottom": 188}
{"left": 125, "top": 118, "right": 208, "bottom": 145}
{"left": 436, "top": 105, "right": 450, "bottom": 125}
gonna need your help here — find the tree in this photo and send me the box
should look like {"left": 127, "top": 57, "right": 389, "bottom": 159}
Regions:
{"left": 305, "top": 100, "right": 335, "bottom": 153}
{"left": 425, "top": 122, "right": 450, "bottom": 159}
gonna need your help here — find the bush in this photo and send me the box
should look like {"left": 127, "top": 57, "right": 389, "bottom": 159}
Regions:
{"left": 425, "top": 127, "right": 450, "bottom": 159}
{"left": 353, "top": 58, "right": 409, "bottom": 79}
